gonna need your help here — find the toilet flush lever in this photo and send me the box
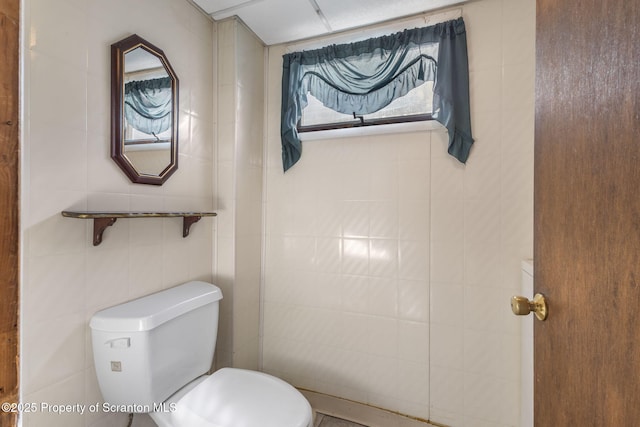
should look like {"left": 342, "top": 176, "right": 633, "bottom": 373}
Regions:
{"left": 107, "top": 337, "right": 131, "bottom": 348}
{"left": 511, "top": 293, "right": 548, "bottom": 321}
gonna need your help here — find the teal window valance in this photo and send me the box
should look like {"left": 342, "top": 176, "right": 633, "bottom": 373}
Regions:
{"left": 280, "top": 17, "right": 474, "bottom": 172}
{"left": 124, "top": 77, "right": 172, "bottom": 136}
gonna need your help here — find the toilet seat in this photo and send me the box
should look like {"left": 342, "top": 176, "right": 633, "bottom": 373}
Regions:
{"left": 170, "top": 368, "right": 313, "bottom": 427}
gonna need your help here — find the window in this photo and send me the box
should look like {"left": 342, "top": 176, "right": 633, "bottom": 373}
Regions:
{"left": 298, "top": 81, "right": 434, "bottom": 132}
{"left": 280, "top": 18, "right": 474, "bottom": 172}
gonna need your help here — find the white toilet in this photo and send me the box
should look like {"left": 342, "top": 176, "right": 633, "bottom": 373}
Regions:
{"left": 90, "top": 281, "right": 313, "bottom": 427}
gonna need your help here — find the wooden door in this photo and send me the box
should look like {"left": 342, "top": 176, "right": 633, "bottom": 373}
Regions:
{"left": 535, "top": 1, "right": 640, "bottom": 425}
{"left": 0, "top": 0, "right": 19, "bottom": 426}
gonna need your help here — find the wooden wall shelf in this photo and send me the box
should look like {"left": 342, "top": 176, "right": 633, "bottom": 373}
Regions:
{"left": 61, "top": 211, "right": 217, "bottom": 246}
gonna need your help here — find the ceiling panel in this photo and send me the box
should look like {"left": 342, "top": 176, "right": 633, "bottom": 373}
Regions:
{"left": 318, "top": 0, "right": 465, "bottom": 33}
{"left": 194, "top": 0, "right": 255, "bottom": 15}
{"left": 192, "top": 0, "right": 469, "bottom": 45}
{"left": 225, "top": 0, "right": 328, "bottom": 45}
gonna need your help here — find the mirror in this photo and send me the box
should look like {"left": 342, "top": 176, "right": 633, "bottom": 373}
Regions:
{"left": 111, "top": 34, "right": 179, "bottom": 185}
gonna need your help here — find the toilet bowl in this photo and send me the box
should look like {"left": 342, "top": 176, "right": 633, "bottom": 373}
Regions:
{"left": 152, "top": 368, "right": 312, "bottom": 427}
{"left": 90, "top": 281, "right": 312, "bottom": 427}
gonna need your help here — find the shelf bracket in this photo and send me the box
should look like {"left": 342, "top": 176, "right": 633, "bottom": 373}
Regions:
{"left": 183, "top": 216, "right": 202, "bottom": 237}
{"left": 94, "top": 217, "right": 117, "bottom": 246}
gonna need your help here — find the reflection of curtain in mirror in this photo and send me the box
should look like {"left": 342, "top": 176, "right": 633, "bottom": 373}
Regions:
{"left": 124, "top": 77, "right": 172, "bottom": 135}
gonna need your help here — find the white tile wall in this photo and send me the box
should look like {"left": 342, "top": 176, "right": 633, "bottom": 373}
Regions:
{"left": 262, "top": 56, "right": 433, "bottom": 416}
{"left": 21, "top": 0, "right": 215, "bottom": 426}
{"left": 214, "top": 18, "right": 264, "bottom": 370}
{"left": 429, "top": 0, "right": 534, "bottom": 426}
{"left": 21, "top": 0, "right": 533, "bottom": 425}
{"left": 263, "top": 0, "right": 534, "bottom": 425}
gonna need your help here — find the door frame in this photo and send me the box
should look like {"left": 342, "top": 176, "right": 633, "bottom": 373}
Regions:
{"left": 0, "top": 0, "right": 20, "bottom": 426}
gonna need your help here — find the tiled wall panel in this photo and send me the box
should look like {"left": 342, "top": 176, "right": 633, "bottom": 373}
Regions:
{"left": 21, "top": 1, "right": 215, "bottom": 426}
{"left": 263, "top": 0, "right": 534, "bottom": 425}
{"left": 263, "top": 41, "right": 432, "bottom": 416}
{"left": 429, "top": 0, "right": 534, "bottom": 426}
{"left": 214, "top": 18, "right": 264, "bottom": 371}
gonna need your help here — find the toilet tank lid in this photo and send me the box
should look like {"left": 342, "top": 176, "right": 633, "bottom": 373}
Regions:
{"left": 90, "top": 281, "right": 222, "bottom": 332}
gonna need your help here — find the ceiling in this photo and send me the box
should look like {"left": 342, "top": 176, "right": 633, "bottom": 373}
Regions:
{"left": 193, "top": 0, "right": 468, "bottom": 45}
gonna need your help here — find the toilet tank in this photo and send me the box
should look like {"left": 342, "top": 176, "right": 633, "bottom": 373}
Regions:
{"left": 90, "top": 281, "right": 223, "bottom": 410}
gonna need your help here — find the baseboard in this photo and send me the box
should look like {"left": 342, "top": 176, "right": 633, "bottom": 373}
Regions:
{"left": 299, "top": 389, "right": 444, "bottom": 427}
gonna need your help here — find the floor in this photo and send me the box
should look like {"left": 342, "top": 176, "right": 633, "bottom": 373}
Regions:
{"left": 132, "top": 412, "right": 367, "bottom": 427}
{"left": 315, "top": 413, "right": 368, "bottom": 427}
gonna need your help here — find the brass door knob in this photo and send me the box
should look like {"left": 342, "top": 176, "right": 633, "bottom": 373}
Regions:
{"left": 511, "top": 293, "right": 548, "bottom": 321}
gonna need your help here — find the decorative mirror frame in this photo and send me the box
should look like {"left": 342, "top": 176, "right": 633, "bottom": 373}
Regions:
{"left": 111, "top": 34, "right": 179, "bottom": 185}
